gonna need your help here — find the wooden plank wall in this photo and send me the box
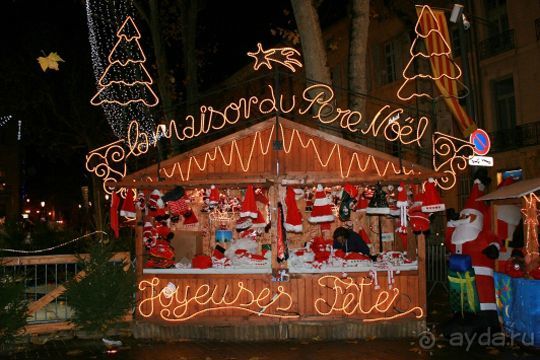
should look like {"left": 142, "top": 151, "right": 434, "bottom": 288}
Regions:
{"left": 137, "top": 271, "right": 423, "bottom": 325}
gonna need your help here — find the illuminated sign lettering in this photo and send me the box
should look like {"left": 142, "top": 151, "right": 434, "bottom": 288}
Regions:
{"left": 138, "top": 276, "right": 424, "bottom": 323}
{"left": 138, "top": 277, "right": 298, "bottom": 322}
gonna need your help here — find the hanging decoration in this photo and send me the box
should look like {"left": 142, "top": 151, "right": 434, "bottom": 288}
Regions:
{"left": 85, "top": 0, "right": 155, "bottom": 137}
{"left": 522, "top": 193, "right": 540, "bottom": 265}
{"left": 247, "top": 43, "right": 303, "bottom": 72}
{"left": 397, "top": 4, "right": 476, "bottom": 137}
{"left": 90, "top": 16, "right": 159, "bottom": 108}
{"left": 84, "top": 32, "right": 484, "bottom": 192}
{"left": 432, "top": 131, "right": 475, "bottom": 190}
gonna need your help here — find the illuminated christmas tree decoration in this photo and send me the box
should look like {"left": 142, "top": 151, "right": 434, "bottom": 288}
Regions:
{"left": 247, "top": 43, "right": 303, "bottom": 72}
{"left": 85, "top": 0, "right": 156, "bottom": 137}
{"left": 522, "top": 193, "right": 540, "bottom": 264}
{"left": 397, "top": 5, "right": 468, "bottom": 102}
{"left": 138, "top": 277, "right": 298, "bottom": 321}
{"left": 90, "top": 16, "right": 159, "bottom": 107}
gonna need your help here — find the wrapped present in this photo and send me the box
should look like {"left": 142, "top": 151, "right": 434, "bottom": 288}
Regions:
{"left": 448, "top": 269, "right": 480, "bottom": 315}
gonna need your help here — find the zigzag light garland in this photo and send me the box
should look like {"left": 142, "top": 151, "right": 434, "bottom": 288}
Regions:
{"left": 155, "top": 124, "right": 416, "bottom": 182}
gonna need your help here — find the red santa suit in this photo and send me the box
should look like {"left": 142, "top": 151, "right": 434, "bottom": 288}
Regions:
{"left": 445, "top": 180, "right": 500, "bottom": 312}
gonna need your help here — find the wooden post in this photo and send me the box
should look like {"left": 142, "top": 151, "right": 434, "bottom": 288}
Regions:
{"left": 135, "top": 206, "right": 143, "bottom": 283}
{"left": 417, "top": 233, "right": 427, "bottom": 316}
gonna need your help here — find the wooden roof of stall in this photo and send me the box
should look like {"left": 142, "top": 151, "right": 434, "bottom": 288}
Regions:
{"left": 115, "top": 118, "right": 438, "bottom": 189}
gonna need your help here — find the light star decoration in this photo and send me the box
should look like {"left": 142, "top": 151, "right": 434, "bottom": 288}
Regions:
{"left": 247, "top": 43, "right": 302, "bottom": 73}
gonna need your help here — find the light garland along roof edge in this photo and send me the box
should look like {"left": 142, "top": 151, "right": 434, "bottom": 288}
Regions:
{"left": 112, "top": 117, "right": 442, "bottom": 190}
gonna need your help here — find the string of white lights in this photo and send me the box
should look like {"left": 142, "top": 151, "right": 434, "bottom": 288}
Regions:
{"left": 85, "top": 0, "right": 155, "bottom": 138}
{"left": 0, "top": 231, "right": 109, "bottom": 254}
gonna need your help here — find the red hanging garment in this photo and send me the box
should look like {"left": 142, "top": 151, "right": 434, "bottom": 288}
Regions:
{"left": 110, "top": 192, "right": 120, "bottom": 238}
{"left": 276, "top": 202, "right": 289, "bottom": 262}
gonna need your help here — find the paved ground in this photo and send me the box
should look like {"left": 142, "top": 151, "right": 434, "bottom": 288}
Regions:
{"left": 4, "top": 337, "right": 540, "bottom": 360}
{"left": 3, "top": 287, "right": 539, "bottom": 359}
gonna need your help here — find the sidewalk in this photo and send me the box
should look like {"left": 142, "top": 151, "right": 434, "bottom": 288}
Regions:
{"left": 5, "top": 337, "right": 539, "bottom": 360}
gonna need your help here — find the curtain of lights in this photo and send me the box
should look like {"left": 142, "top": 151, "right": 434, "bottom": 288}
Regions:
{"left": 85, "top": 0, "right": 155, "bottom": 138}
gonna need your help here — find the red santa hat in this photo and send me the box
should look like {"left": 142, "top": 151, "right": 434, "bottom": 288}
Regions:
{"left": 355, "top": 195, "right": 369, "bottom": 212}
{"left": 343, "top": 183, "right": 358, "bottom": 198}
{"left": 251, "top": 210, "right": 267, "bottom": 228}
{"left": 254, "top": 187, "right": 269, "bottom": 205}
{"left": 462, "top": 179, "right": 488, "bottom": 218}
{"left": 396, "top": 182, "right": 408, "bottom": 208}
{"left": 120, "top": 189, "right": 137, "bottom": 219}
{"left": 183, "top": 209, "right": 199, "bottom": 227}
{"left": 209, "top": 185, "right": 220, "bottom": 205}
{"left": 408, "top": 186, "right": 430, "bottom": 233}
{"left": 240, "top": 185, "right": 258, "bottom": 219}
{"left": 308, "top": 184, "right": 335, "bottom": 223}
{"left": 284, "top": 186, "right": 303, "bottom": 233}
{"left": 421, "top": 178, "right": 445, "bottom": 213}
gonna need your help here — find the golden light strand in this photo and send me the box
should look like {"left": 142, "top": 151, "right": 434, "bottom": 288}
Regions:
{"left": 522, "top": 193, "right": 540, "bottom": 262}
{"left": 157, "top": 123, "right": 416, "bottom": 182}
{"left": 432, "top": 132, "right": 475, "bottom": 190}
{"left": 397, "top": 5, "right": 467, "bottom": 102}
{"left": 247, "top": 43, "right": 303, "bottom": 73}
{"left": 138, "top": 277, "right": 298, "bottom": 322}
{"left": 312, "top": 276, "right": 423, "bottom": 322}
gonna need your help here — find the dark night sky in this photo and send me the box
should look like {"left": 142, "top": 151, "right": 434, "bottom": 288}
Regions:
{"left": 0, "top": 0, "right": 346, "bottom": 218}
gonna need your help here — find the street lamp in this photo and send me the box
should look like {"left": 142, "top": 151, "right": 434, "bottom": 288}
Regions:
{"left": 40, "top": 201, "right": 45, "bottom": 208}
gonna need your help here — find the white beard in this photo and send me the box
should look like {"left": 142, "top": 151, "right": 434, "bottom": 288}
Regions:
{"left": 451, "top": 224, "right": 481, "bottom": 245}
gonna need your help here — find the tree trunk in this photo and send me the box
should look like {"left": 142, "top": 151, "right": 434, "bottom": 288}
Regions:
{"left": 179, "top": 0, "right": 199, "bottom": 109}
{"left": 148, "top": 0, "right": 173, "bottom": 118}
{"left": 291, "top": 0, "right": 335, "bottom": 134}
{"left": 290, "top": 0, "right": 331, "bottom": 86}
{"left": 348, "top": 0, "right": 369, "bottom": 115}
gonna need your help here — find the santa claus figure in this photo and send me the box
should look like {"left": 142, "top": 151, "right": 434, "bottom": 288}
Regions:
{"left": 445, "top": 179, "right": 501, "bottom": 318}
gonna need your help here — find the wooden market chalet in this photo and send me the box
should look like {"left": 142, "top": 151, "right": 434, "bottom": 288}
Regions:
{"left": 109, "top": 116, "right": 444, "bottom": 340}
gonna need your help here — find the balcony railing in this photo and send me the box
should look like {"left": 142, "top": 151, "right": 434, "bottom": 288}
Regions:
{"left": 489, "top": 121, "right": 540, "bottom": 153}
{"left": 479, "top": 29, "right": 515, "bottom": 60}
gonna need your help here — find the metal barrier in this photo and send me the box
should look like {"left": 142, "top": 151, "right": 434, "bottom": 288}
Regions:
{"left": 427, "top": 242, "right": 448, "bottom": 295}
{"left": 0, "top": 252, "right": 130, "bottom": 333}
